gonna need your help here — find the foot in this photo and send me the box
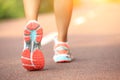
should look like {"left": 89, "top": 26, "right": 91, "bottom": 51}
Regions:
{"left": 21, "top": 20, "right": 45, "bottom": 71}
{"left": 53, "top": 39, "right": 72, "bottom": 63}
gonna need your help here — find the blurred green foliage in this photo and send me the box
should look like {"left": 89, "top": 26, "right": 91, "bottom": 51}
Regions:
{"left": 40, "top": 0, "right": 53, "bottom": 13}
{"left": 0, "top": 0, "right": 53, "bottom": 19}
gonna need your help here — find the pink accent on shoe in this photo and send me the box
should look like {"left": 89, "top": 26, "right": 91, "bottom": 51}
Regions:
{"left": 21, "top": 49, "right": 44, "bottom": 71}
{"left": 27, "top": 22, "right": 39, "bottom": 30}
{"left": 24, "top": 36, "right": 30, "bottom": 42}
{"left": 24, "top": 29, "right": 30, "bottom": 35}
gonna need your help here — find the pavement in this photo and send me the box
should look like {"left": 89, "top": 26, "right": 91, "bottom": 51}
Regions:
{"left": 0, "top": 3, "right": 120, "bottom": 80}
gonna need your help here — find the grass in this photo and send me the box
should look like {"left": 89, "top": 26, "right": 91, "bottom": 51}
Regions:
{"left": 0, "top": 0, "right": 53, "bottom": 20}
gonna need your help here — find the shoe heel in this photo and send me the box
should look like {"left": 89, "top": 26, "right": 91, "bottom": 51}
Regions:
{"left": 24, "top": 22, "right": 43, "bottom": 43}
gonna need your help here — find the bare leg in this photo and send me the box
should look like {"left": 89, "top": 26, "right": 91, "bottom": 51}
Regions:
{"left": 23, "top": 0, "right": 41, "bottom": 21}
{"left": 54, "top": 0, "right": 73, "bottom": 42}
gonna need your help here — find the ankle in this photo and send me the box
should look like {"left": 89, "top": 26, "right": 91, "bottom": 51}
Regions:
{"left": 27, "top": 20, "right": 38, "bottom": 23}
{"left": 54, "top": 37, "right": 68, "bottom": 45}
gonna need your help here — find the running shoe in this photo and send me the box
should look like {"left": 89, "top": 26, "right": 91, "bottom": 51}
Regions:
{"left": 21, "top": 20, "right": 45, "bottom": 71}
{"left": 53, "top": 39, "right": 72, "bottom": 63}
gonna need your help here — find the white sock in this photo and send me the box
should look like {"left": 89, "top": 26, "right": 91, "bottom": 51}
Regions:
{"left": 54, "top": 37, "right": 68, "bottom": 46}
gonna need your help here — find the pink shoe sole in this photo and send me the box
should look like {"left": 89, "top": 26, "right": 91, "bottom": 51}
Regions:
{"left": 21, "top": 22, "right": 45, "bottom": 71}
